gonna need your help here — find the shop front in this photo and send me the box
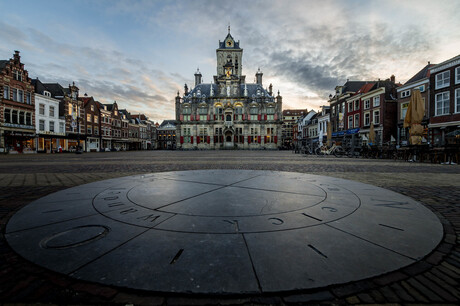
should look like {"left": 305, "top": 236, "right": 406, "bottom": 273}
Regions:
{"left": 86, "top": 137, "right": 100, "bottom": 152}
{"left": 2, "top": 126, "right": 36, "bottom": 154}
{"left": 37, "top": 135, "right": 66, "bottom": 153}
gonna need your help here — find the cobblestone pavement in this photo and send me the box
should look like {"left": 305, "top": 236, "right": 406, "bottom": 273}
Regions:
{"left": 0, "top": 151, "right": 458, "bottom": 305}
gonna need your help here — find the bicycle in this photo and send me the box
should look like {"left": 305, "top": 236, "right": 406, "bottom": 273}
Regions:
{"left": 315, "top": 144, "right": 345, "bottom": 157}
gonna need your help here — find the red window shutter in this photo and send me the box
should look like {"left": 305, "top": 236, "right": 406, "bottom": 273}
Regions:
{"left": 258, "top": 114, "right": 261, "bottom": 121}
{"left": 180, "top": 115, "right": 184, "bottom": 121}
{"left": 197, "top": 136, "right": 201, "bottom": 144}
{"left": 243, "top": 114, "right": 246, "bottom": 120}
{"left": 190, "top": 115, "right": 194, "bottom": 121}
{"left": 265, "top": 136, "right": 268, "bottom": 143}
{"left": 248, "top": 136, "right": 251, "bottom": 144}
{"left": 274, "top": 136, "right": 278, "bottom": 144}
{"left": 207, "top": 136, "right": 210, "bottom": 144}
{"left": 258, "top": 136, "right": 261, "bottom": 143}
{"left": 274, "top": 113, "right": 278, "bottom": 120}
{"left": 234, "top": 135, "right": 237, "bottom": 142}
{"left": 264, "top": 114, "right": 267, "bottom": 120}
{"left": 196, "top": 115, "right": 200, "bottom": 121}
{"left": 214, "top": 114, "right": 216, "bottom": 120}
{"left": 191, "top": 136, "right": 193, "bottom": 143}
{"left": 207, "top": 115, "right": 210, "bottom": 121}
{"left": 180, "top": 136, "right": 184, "bottom": 144}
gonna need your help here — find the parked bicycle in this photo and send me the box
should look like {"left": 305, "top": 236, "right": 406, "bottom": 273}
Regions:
{"left": 315, "top": 143, "right": 345, "bottom": 157}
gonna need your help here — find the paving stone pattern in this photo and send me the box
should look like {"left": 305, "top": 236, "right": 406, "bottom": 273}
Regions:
{"left": 0, "top": 151, "right": 459, "bottom": 305}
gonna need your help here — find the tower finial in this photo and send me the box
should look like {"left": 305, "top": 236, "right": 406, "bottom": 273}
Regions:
{"left": 228, "top": 23, "right": 230, "bottom": 34}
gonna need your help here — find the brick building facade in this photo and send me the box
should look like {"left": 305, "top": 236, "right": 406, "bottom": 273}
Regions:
{"left": 0, "top": 51, "right": 36, "bottom": 153}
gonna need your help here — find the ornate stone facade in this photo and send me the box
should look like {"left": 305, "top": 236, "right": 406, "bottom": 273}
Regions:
{"left": 176, "top": 28, "right": 282, "bottom": 150}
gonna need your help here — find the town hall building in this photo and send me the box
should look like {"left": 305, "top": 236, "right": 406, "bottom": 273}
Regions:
{"left": 175, "top": 27, "right": 283, "bottom": 149}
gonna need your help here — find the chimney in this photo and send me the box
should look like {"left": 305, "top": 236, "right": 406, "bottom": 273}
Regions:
{"left": 256, "top": 68, "right": 263, "bottom": 85}
{"left": 194, "top": 68, "right": 202, "bottom": 87}
{"left": 13, "top": 50, "right": 20, "bottom": 63}
{"left": 390, "top": 75, "right": 395, "bottom": 83}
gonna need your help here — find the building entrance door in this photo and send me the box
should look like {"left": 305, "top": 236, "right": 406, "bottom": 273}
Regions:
{"left": 225, "top": 131, "right": 233, "bottom": 148}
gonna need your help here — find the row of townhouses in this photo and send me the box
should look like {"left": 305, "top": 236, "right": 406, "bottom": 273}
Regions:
{"left": 296, "top": 53, "right": 460, "bottom": 148}
{"left": 0, "top": 51, "right": 160, "bottom": 153}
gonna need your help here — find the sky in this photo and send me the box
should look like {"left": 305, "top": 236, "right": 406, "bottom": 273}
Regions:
{"left": 1, "top": 0, "right": 459, "bottom": 122}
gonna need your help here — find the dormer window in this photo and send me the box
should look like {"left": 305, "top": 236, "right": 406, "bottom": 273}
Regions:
{"left": 44, "top": 91, "right": 51, "bottom": 97}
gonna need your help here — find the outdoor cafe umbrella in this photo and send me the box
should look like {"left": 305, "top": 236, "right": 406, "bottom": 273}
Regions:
{"left": 327, "top": 121, "right": 332, "bottom": 147}
{"left": 369, "top": 122, "right": 375, "bottom": 145}
{"left": 403, "top": 89, "right": 425, "bottom": 145}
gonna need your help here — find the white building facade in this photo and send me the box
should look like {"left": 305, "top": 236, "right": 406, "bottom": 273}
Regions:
{"left": 34, "top": 91, "right": 65, "bottom": 152}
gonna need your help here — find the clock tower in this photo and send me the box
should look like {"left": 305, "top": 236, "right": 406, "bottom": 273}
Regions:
{"left": 216, "top": 26, "right": 243, "bottom": 78}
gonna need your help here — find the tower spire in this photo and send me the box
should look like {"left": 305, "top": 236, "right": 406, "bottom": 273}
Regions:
{"left": 228, "top": 23, "right": 230, "bottom": 34}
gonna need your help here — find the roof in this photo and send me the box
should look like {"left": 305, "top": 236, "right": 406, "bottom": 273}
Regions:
{"left": 119, "top": 109, "right": 131, "bottom": 120}
{"left": 80, "top": 96, "right": 94, "bottom": 107}
{"left": 159, "top": 120, "right": 176, "bottom": 129}
{"left": 218, "top": 31, "right": 241, "bottom": 49}
{"left": 104, "top": 104, "right": 114, "bottom": 111}
{"left": 355, "top": 82, "right": 376, "bottom": 95}
{"left": 31, "top": 79, "right": 48, "bottom": 95}
{"left": 283, "top": 109, "right": 308, "bottom": 116}
{"left": 185, "top": 83, "right": 273, "bottom": 103}
{"left": 343, "top": 81, "right": 370, "bottom": 93}
{"left": 131, "top": 114, "right": 148, "bottom": 120}
{"left": 41, "top": 83, "right": 66, "bottom": 97}
{"left": 0, "top": 60, "right": 8, "bottom": 70}
{"left": 405, "top": 64, "right": 435, "bottom": 85}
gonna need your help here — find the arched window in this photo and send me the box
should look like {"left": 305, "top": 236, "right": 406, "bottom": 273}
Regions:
{"left": 226, "top": 114, "right": 232, "bottom": 121}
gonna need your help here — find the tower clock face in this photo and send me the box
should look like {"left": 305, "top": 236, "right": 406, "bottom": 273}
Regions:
{"left": 226, "top": 40, "right": 232, "bottom": 47}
